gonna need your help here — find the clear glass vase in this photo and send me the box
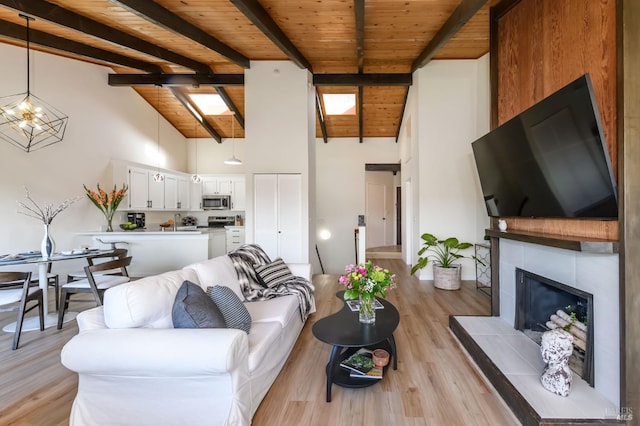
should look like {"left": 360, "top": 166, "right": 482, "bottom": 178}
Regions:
{"left": 359, "top": 293, "right": 376, "bottom": 324}
{"left": 105, "top": 212, "right": 114, "bottom": 232}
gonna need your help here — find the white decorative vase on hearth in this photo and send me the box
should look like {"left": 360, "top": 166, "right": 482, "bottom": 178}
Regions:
{"left": 540, "top": 328, "right": 573, "bottom": 397}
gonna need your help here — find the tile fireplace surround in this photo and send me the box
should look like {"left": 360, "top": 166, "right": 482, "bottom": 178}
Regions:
{"left": 453, "top": 237, "right": 621, "bottom": 423}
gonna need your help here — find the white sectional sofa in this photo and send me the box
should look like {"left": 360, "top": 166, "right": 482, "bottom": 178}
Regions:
{"left": 61, "top": 254, "right": 313, "bottom": 426}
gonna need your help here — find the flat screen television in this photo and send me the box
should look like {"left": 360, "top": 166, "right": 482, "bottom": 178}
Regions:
{"left": 471, "top": 74, "right": 618, "bottom": 219}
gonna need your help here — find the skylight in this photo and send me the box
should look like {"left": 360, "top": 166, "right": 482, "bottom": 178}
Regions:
{"left": 188, "top": 94, "right": 230, "bottom": 115}
{"left": 322, "top": 93, "right": 356, "bottom": 115}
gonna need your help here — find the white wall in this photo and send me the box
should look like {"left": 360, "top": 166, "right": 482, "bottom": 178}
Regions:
{"left": 243, "top": 61, "right": 315, "bottom": 264}
{"left": 398, "top": 58, "right": 490, "bottom": 280}
{"left": 0, "top": 43, "right": 186, "bottom": 275}
{"left": 315, "top": 138, "right": 399, "bottom": 274}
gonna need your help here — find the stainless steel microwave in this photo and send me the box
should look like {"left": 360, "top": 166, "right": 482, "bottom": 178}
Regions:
{"left": 202, "top": 194, "right": 231, "bottom": 210}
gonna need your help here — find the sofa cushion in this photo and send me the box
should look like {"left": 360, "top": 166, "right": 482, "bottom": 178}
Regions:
{"left": 172, "top": 281, "right": 225, "bottom": 329}
{"left": 246, "top": 321, "right": 282, "bottom": 372}
{"left": 184, "top": 256, "right": 244, "bottom": 300}
{"left": 254, "top": 258, "right": 295, "bottom": 288}
{"left": 104, "top": 269, "right": 200, "bottom": 329}
{"left": 207, "top": 285, "right": 251, "bottom": 334}
{"left": 244, "top": 295, "right": 299, "bottom": 328}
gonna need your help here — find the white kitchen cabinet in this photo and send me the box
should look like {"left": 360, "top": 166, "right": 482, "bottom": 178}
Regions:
{"left": 225, "top": 227, "right": 245, "bottom": 252}
{"left": 209, "top": 231, "right": 227, "bottom": 258}
{"left": 190, "top": 180, "right": 203, "bottom": 210}
{"left": 177, "top": 177, "right": 190, "bottom": 210}
{"left": 147, "top": 173, "right": 165, "bottom": 210}
{"left": 231, "top": 177, "right": 246, "bottom": 211}
{"left": 128, "top": 167, "right": 150, "bottom": 210}
{"left": 254, "top": 174, "right": 302, "bottom": 263}
{"left": 203, "top": 177, "right": 232, "bottom": 195}
{"left": 127, "top": 166, "right": 165, "bottom": 210}
{"left": 164, "top": 175, "right": 178, "bottom": 209}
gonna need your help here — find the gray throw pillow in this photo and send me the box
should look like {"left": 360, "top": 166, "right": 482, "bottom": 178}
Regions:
{"left": 207, "top": 285, "right": 252, "bottom": 334}
{"left": 254, "top": 258, "right": 295, "bottom": 288}
{"left": 172, "top": 280, "right": 225, "bottom": 328}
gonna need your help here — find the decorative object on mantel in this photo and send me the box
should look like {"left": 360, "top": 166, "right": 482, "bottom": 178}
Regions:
{"left": 498, "top": 219, "right": 507, "bottom": 231}
{"left": 83, "top": 184, "right": 128, "bottom": 232}
{"left": 0, "top": 14, "right": 68, "bottom": 153}
{"left": 339, "top": 261, "right": 397, "bottom": 324}
{"left": 224, "top": 112, "right": 242, "bottom": 165}
{"left": 153, "top": 85, "right": 165, "bottom": 183}
{"left": 17, "top": 187, "right": 80, "bottom": 260}
{"left": 540, "top": 328, "right": 574, "bottom": 397}
{"left": 410, "top": 233, "right": 478, "bottom": 290}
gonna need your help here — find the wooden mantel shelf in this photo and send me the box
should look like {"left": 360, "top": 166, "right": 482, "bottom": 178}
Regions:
{"left": 485, "top": 228, "right": 619, "bottom": 254}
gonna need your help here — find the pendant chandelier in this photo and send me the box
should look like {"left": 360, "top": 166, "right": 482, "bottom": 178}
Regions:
{"left": 224, "top": 112, "right": 242, "bottom": 166}
{"left": 191, "top": 118, "right": 202, "bottom": 183}
{"left": 0, "top": 14, "right": 69, "bottom": 152}
{"left": 153, "top": 85, "right": 165, "bottom": 183}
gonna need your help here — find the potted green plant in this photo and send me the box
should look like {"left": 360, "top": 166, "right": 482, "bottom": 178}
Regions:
{"left": 410, "top": 233, "right": 475, "bottom": 290}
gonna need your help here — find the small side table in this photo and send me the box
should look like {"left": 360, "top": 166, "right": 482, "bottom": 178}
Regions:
{"left": 312, "top": 291, "right": 400, "bottom": 402}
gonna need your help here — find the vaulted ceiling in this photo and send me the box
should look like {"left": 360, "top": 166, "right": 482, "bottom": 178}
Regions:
{"left": 0, "top": 0, "right": 498, "bottom": 142}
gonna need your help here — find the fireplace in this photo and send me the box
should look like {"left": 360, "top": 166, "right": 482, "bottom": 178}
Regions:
{"left": 515, "top": 268, "right": 594, "bottom": 386}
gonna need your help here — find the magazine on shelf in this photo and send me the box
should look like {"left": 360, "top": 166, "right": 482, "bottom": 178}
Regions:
{"left": 346, "top": 299, "right": 384, "bottom": 312}
{"left": 339, "top": 348, "right": 383, "bottom": 379}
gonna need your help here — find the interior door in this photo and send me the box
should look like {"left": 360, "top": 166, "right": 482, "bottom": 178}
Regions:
{"left": 366, "top": 182, "right": 386, "bottom": 248}
{"left": 277, "top": 174, "right": 302, "bottom": 263}
{"left": 254, "top": 174, "right": 279, "bottom": 259}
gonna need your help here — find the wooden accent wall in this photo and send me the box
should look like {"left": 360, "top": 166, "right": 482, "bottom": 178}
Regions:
{"left": 491, "top": 0, "right": 618, "bottom": 240}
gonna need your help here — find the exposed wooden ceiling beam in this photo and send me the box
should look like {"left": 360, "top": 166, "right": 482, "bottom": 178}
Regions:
{"left": 313, "top": 73, "right": 412, "bottom": 86}
{"left": 107, "top": 0, "right": 250, "bottom": 69}
{"left": 215, "top": 88, "right": 244, "bottom": 129}
{"left": 315, "top": 92, "right": 327, "bottom": 144}
{"left": 0, "top": 0, "right": 211, "bottom": 73}
{"left": 108, "top": 73, "right": 244, "bottom": 87}
{"left": 358, "top": 86, "right": 363, "bottom": 143}
{"left": 395, "top": 87, "right": 410, "bottom": 143}
{"left": 170, "top": 87, "right": 221, "bottom": 143}
{"left": 411, "top": 0, "right": 488, "bottom": 72}
{"left": 230, "top": 0, "right": 312, "bottom": 71}
{"left": 354, "top": 0, "right": 365, "bottom": 73}
{"left": 0, "top": 19, "right": 161, "bottom": 73}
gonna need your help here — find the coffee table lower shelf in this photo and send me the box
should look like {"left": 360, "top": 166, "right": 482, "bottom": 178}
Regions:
{"left": 326, "top": 340, "right": 395, "bottom": 399}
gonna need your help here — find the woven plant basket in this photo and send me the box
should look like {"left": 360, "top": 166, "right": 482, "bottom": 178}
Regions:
{"left": 433, "top": 264, "right": 461, "bottom": 290}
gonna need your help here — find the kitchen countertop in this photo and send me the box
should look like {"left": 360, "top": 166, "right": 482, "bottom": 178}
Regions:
{"left": 78, "top": 231, "right": 209, "bottom": 237}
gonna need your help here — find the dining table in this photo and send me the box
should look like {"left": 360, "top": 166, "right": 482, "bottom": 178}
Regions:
{"left": 0, "top": 248, "right": 114, "bottom": 332}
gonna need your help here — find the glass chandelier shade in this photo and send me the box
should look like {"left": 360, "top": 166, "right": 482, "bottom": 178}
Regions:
{"left": 0, "top": 15, "right": 68, "bottom": 152}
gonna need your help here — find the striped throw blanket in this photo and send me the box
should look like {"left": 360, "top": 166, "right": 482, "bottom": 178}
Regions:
{"left": 228, "top": 244, "right": 316, "bottom": 321}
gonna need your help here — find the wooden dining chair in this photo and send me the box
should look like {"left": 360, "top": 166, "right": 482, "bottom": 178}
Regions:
{"left": 0, "top": 271, "right": 44, "bottom": 350}
{"left": 57, "top": 256, "right": 132, "bottom": 329}
{"left": 30, "top": 262, "right": 60, "bottom": 310}
{"left": 65, "top": 248, "right": 128, "bottom": 283}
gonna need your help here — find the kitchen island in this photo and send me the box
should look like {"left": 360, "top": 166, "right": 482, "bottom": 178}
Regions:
{"left": 78, "top": 229, "right": 227, "bottom": 277}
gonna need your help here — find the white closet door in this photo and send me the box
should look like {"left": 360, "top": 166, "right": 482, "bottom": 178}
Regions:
{"left": 254, "top": 174, "right": 279, "bottom": 260}
{"left": 277, "top": 174, "right": 302, "bottom": 263}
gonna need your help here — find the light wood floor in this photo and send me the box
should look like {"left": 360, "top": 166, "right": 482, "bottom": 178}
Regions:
{"left": 0, "top": 259, "right": 520, "bottom": 425}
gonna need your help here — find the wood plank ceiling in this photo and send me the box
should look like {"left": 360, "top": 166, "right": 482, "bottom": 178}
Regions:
{"left": 0, "top": 0, "right": 498, "bottom": 143}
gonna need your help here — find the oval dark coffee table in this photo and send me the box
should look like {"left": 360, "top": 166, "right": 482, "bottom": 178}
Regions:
{"left": 312, "top": 291, "right": 399, "bottom": 402}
